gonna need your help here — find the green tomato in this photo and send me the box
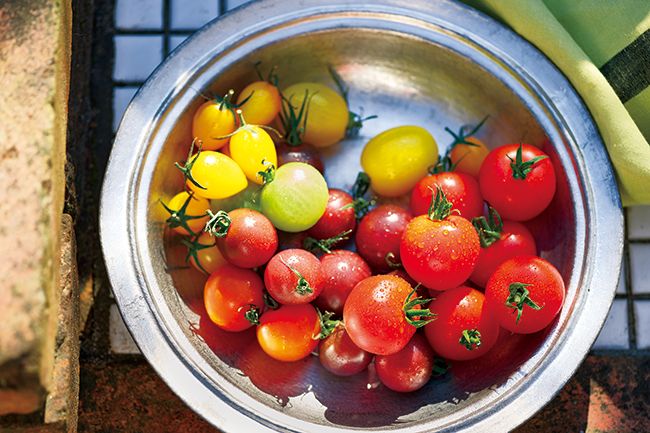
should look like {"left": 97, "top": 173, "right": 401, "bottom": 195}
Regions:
{"left": 260, "top": 162, "right": 328, "bottom": 232}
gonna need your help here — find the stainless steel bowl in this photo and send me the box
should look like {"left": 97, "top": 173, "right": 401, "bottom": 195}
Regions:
{"left": 100, "top": 0, "right": 623, "bottom": 431}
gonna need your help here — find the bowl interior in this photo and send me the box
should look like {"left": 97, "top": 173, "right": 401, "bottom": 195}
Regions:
{"left": 147, "top": 28, "right": 577, "bottom": 429}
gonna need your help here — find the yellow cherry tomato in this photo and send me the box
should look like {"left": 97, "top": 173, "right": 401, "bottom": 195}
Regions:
{"left": 192, "top": 95, "right": 237, "bottom": 150}
{"left": 189, "top": 232, "right": 228, "bottom": 274}
{"left": 361, "top": 126, "right": 439, "bottom": 197}
{"left": 229, "top": 124, "right": 278, "bottom": 185}
{"left": 237, "top": 81, "right": 282, "bottom": 126}
{"left": 449, "top": 136, "right": 490, "bottom": 178}
{"left": 165, "top": 191, "right": 210, "bottom": 235}
{"left": 282, "top": 82, "right": 348, "bottom": 148}
{"left": 188, "top": 151, "right": 248, "bottom": 199}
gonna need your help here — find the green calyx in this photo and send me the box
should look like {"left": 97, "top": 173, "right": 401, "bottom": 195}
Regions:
{"left": 257, "top": 159, "right": 276, "bottom": 185}
{"left": 279, "top": 90, "right": 313, "bottom": 146}
{"left": 204, "top": 210, "right": 231, "bottom": 237}
{"left": 314, "top": 309, "right": 342, "bottom": 340}
{"left": 505, "top": 282, "right": 543, "bottom": 323}
{"left": 432, "top": 358, "right": 450, "bottom": 377}
{"left": 385, "top": 252, "right": 402, "bottom": 269}
{"left": 427, "top": 186, "right": 454, "bottom": 221}
{"left": 263, "top": 290, "right": 280, "bottom": 310}
{"left": 507, "top": 143, "right": 548, "bottom": 180}
{"left": 329, "top": 66, "right": 377, "bottom": 138}
{"left": 459, "top": 329, "right": 482, "bottom": 351}
{"left": 174, "top": 138, "right": 207, "bottom": 190}
{"left": 303, "top": 229, "right": 352, "bottom": 254}
{"left": 244, "top": 304, "right": 261, "bottom": 326}
{"left": 254, "top": 61, "right": 280, "bottom": 87}
{"left": 341, "top": 171, "right": 375, "bottom": 220}
{"left": 160, "top": 192, "right": 206, "bottom": 236}
{"left": 403, "top": 286, "right": 436, "bottom": 328}
{"left": 214, "top": 89, "right": 236, "bottom": 111}
{"left": 445, "top": 116, "right": 488, "bottom": 151}
{"left": 472, "top": 205, "right": 504, "bottom": 248}
{"left": 180, "top": 235, "right": 216, "bottom": 274}
{"left": 280, "top": 258, "right": 313, "bottom": 296}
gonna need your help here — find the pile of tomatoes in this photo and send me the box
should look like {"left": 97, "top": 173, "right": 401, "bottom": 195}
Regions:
{"left": 162, "top": 64, "right": 566, "bottom": 393}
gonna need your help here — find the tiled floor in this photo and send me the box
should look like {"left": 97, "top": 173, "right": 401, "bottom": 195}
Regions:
{"left": 109, "top": 0, "right": 650, "bottom": 358}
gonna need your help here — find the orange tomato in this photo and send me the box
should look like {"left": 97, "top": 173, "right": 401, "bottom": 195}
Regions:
{"left": 237, "top": 81, "right": 282, "bottom": 125}
{"left": 192, "top": 93, "right": 237, "bottom": 150}
{"left": 449, "top": 137, "right": 490, "bottom": 178}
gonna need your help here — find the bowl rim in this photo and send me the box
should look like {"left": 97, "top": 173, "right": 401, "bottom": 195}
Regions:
{"left": 100, "top": 0, "right": 623, "bottom": 432}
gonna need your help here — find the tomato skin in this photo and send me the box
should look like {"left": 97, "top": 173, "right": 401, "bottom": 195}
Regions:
{"left": 479, "top": 144, "right": 556, "bottom": 221}
{"left": 237, "top": 81, "right": 281, "bottom": 125}
{"left": 216, "top": 208, "right": 277, "bottom": 268}
{"left": 410, "top": 172, "right": 483, "bottom": 220}
{"left": 343, "top": 275, "right": 417, "bottom": 355}
{"left": 256, "top": 304, "right": 321, "bottom": 362}
{"left": 203, "top": 265, "right": 264, "bottom": 332}
{"left": 188, "top": 151, "right": 248, "bottom": 199}
{"left": 264, "top": 249, "right": 323, "bottom": 304}
{"left": 485, "top": 256, "right": 565, "bottom": 334}
{"left": 361, "top": 126, "right": 439, "bottom": 197}
{"left": 375, "top": 333, "right": 434, "bottom": 392}
{"left": 355, "top": 205, "right": 412, "bottom": 272}
{"left": 314, "top": 250, "right": 372, "bottom": 315}
{"left": 190, "top": 232, "right": 228, "bottom": 274}
{"left": 308, "top": 189, "right": 356, "bottom": 241}
{"left": 283, "top": 83, "right": 348, "bottom": 148}
{"left": 449, "top": 137, "right": 490, "bottom": 178}
{"left": 192, "top": 99, "right": 237, "bottom": 150}
{"left": 229, "top": 126, "right": 278, "bottom": 185}
{"left": 166, "top": 191, "right": 210, "bottom": 235}
{"left": 400, "top": 214, "right": 480, "bottom": 291}
{"left": 424, "top": 286, "right": 499, "bottom": 361}
{"left": 277, "top": 142, "right": 325, "bottom": 174}
{"left": 319, "top": 326, "right": 373, "bottom": 376}
{"left": 470, "top": 221, "right": 537, "bottom": 288}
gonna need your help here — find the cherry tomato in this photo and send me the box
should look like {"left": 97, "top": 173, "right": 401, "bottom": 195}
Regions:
{"left": 229, "top": 122, "right": 278, "bottom": 185}
{"left": 449, "top": 136, "right": 490, "bottom": 178}
{"left": 375, "top": 333, "right": 434, "bottom": 392}
{"left": 260, "top": 162, "right": 329, "bottom": 232}
{"left": 479, "top": 143, "right": 556, "bottom": 221}
{"left": 410, "top": 171, "right": 483, "bottom": 220}
{"left": 277, "top": 230, "right": 309, "bottom": 251}
{"left": 216, "top": 208, "right": 277, "bottom": 268}
{"left": 192, "top": 95, "right": 237, "bottom": 150}
{"left": 485, "top": 256, "right": 565, "bottom": 334}
{"left": 165, "top": 191, "right": 209, "bottom": 235}
{"left": 210, "top": 183, "right": 262, "bottom": 213}
{"left": 343, "top": 275, "right": 433, "bottom": 355}
{"left": 355, "top": 205, "right": 412, "bottom": 272}
{"left": 256, "top": 303, "right": 321, "bottom": 361}
{"left": 314, "top": 250, "right": 372, "bottom": 315}
{"left": 264, "top": 249, "right": 323, "bottom": 304}
{"left": 203, "top": 265, "right": 264, "bottom": 332}
{"left": 319, "top": 325, "right": 373, "bottom": 376}
{"left": 361, "top": 126, "right": 438, "bottom": 197}
{"left": 237, "top": 81, "right": 281, "bottom": 125}
{"left": 276, "top": 142, "right": 325, "bottom": 174}
{"left": 187, "top": 150, "right": 248, "bottom": 199}
{"left": 189, "top": 232, "right": 228, "bottom": 274}
{"left": 401, "top": 188, "right": 480, "bottom": 291}
{"left": 470, "top": 210, "right": 537, "bottom": 287}
{"left": 424, "top": 286, "right": 498, "bottom": 361}
{"left": 283, "top": 82, "right": 348, "bottom": 148}
{"left": 308, "top": 189, "right": 356, "bottom": 241}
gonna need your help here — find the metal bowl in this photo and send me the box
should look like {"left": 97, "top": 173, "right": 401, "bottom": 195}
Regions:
{"left": 100, "top": 0, "right": 623, "bottom": 431}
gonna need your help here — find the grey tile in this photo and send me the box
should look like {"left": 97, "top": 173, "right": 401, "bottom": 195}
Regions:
{"left": 616, "top": 259, "right": 626, "bottom": 295}
{"left": 114, "top": 35, "right": 163, "bottom": 81}
{"left": 628, "top": 205, "right": 650, "bottom": 240}
{"left": 115, "top": 0, "right": 163, "bottom": 29}
{"left": 629, "top": 244, "right": 650, "bottom": 294}
{"left": 169, "top": 34, "right": 191, "bottom": 52}
{"left": 593, "top": 299, "right": 629, "bottom": 350}
{"left": 634, "top": 300, "right": 650, "bottom": 350}
{"left": 113, "top": 87, "right": 139, "bottom": 132}
{"left": 170, "top": 0, "right": 220, "bottom": 29}
{"left": 109, "top": 304, "right": 141, "bottom": 354}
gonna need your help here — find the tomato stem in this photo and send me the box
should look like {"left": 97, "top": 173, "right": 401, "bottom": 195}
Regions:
{"left": 403, "top": 286, "right": 436, "bottom": 328}
{"left": 507, "top": 143, "right": 548, "bottom": 180}
{"left": 279, "top": 90, "right": 313, "bottom": 146}
{"left": 459, "top": 329, "right": 482, "bottom": 351}
{"left": 432, "top": 357, "right": 450, "bottom": 377}
{"left": 160, "top": 192, "right": 206, "bottom": 236}
{"left": 257, "top": 159, "right": 276, "bottom": 185}
{"left": 505, "top": 282, "right": 543, "bottom": 323}
{"left": 254, "top": 61, "right": 280, "bottom": 87}
{"left": 385, "top": 252, "right": 402, "bottom": 269}
{"left": 472, "top": 205, "right": 504, "bottom": 248}
{"left": 280, "top": 258, "right": 313, "bottom": 296}
{"left": 303, "top": 229, "right": 352, "bottom": 254}
{"left": 263, "top": 290, "right": 280, "bottom": 310}
{"left": 328, "top": 65, "right": 377, "bottom": 138}
{"left": 244, "top": 305, "right": 261, "bottom": 325}
{"left": 444, "top": 115, "right": 489, "bottom": 151}
{"left": 340, "top": 171, "right": 375, "bottom": 219}
{"left": 314, "top": 309, "right": 341, "bottom": 340}
{"left": 180, "top": 234, "right": 216, "bottom": 274}
{"left": 215, "top": 89, "right": 236, "bottom": 111}
{"left": 427, "top": 186, "right": 454, "bottom": 221}
{"left": 174, "top": 138, "right": 207, "bottom": 190}
{"left": 204, "top": 210, "right": 231, "bottom": 237}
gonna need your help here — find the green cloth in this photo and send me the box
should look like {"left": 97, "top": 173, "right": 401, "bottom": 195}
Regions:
{"left": 464, "top": 0, "right": 650, "bottom": 206}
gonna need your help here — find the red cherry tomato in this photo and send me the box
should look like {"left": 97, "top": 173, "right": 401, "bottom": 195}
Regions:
{"left": 277, "top": 142, "right": 325, "bottom": 174}
{"left": 203, "top": 265, "right": 264, "bottom": 332}
{"left": 400, "top": 189, "right": 480, "bottom": 291}
{"left": 277, "top": 230, "right": 309, "bottom": 251}
{"left": 256, "top": 304, "right": 321, "bottom": 362}
{"left": 264, "top": 249, "right": 323, "bottom": 304}
{"left": 485, "top": 256, "right": 565, "bottom": 334}
{"left": 375, "top": 333, "right": 434, "bottom": 392}
{"left": 216, "top": 208, "right": 278, "bottom": 268}
{"left": 319, "top": 325, "right": 373, "bottom": 376}
{"left": 308, "top": 189, "right": 356, "bottom": 241}
{"left": 343, "top": 275, "right": 433, "bottom": 355}
{"left": 479, "top": 143, "right": 556, "bottom": 221}
{"left": 424, "top": 286, "right": 499, "bottom": 361}
{"left": 410, "top": 172, "right": 483, "bottom": 220}
{"left": 314, "top": 250, "right": 372, "bottom": 315}
{"left": 355, "top": 205, "right": 412, "bottom": 272}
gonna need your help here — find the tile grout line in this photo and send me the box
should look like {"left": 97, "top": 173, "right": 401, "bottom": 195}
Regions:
{"left": 163, "top": 0, "right": 171, "bottom": 57}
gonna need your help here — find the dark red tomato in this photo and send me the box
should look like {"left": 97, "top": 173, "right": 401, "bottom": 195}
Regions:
{"left": 308, "top": 189, "right": 356, "bottom": 241}
{"left": 277, "top": 230, "right": 309, "bottom": 251}
{"left": 410, "top": 172, "right": 483, "bottom": 220}
{"left": 470, "top": 219, "right": 537, "bottom": 288}
{"left": 355, "top": 205, "right": 412, "bottom": 272}
{"left": 319, "top": 325, "right": 373, "bottom": 376}
{"left": 277, "top": 142, "right": 325, "bottom": 174}
{"left": 216, "top": 208, "right": 278, "bottom": 268}
{"left": 343, "top": 275, "right": 433, "bottom": 355}
{"left": 264, "top": 249, "right": 323, "bottom": 304}
{"left": 314, "top": 250, "right": 372, "bottom": 315}
{"left": 256, "top": 303, "right": 321, "bottom": 362}
{"left": 203, "top": 265, "right": 264, "bottom": 332}
{"left": 400, "top": 188, "right": 480, "bottom": 291}
{"left": 424, "top": 285, "right": 499, "bottom": 361}
{"left": 485, "top": 256, "right": 565, "bottom": 334}
{"left": 479, "top": 143, "right": 556, "bottom": 221}
{"left": 375, "top": 333, "right": 434, "bottom": 392}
